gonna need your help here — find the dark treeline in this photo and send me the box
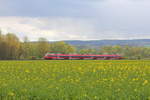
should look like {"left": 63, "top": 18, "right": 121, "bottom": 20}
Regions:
{"left": 0, "top": 32, "right": 150, "bottom": 60}
{"left": 0, "top": 32, "right": 76, "bottom": 60}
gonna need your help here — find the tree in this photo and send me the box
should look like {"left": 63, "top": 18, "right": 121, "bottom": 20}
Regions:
{"left": 37, "top": 37, "right": 49, "bottom": 58}
{"left": 0, "top": 33, "right": 7, "bottom": 59}
{"left": 5, "top": 33, "right": 22, "bottom": 59}
{"left": 78, "top": 49, "right": 97, "bottom": 54}
{"left": 22, "top": 36, "right": 33, "bottom": 59}
{"left": 49, "top": 41, "right": 76, "bottom": 54}
{"left": 99, "top": 46, "right": 114, "bottom": 54}
{"left": 0, "top": 33, "right": 22, "bottom": 59}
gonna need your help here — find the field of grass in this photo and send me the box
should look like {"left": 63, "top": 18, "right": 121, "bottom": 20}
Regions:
{"left": 0, "top": 60, "right": 150, "bottom": 100}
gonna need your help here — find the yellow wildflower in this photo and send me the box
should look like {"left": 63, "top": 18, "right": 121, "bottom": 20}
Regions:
{"left": 94, "top": 96, "right": 98, "bottom": 99}
{"left": 8, "top": 92, "right": 15, "bottom": 96}
{"left": 143, "top": 80, "right": 148, "bottom": 85}
{"left": 25, "top": 69, "right": 30, "bottom": 73}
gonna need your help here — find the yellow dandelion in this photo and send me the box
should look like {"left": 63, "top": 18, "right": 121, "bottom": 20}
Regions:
{"left": 143, "top": 80, "right": 148, "bottom": 85}
{"left": 8, "top": 92, "right": 15, "bottom": 96}
{"left": 75, "top": 79, "right": 80, "bottom": 82}
{"left": 84, "top": 94, "right": 87, "bottom": 97}
{"left": 111, "top": 78, "right": 115, "bottom": 82}
{"left": 25, "top": 69, "right": 30, "bottom": 73}
{"left": 132, "top": 78, "right": 139, "bottom": 81}
{"left": 117, "top": 88, "right": 121, "bottom": 92}
{"left": 78, "top": 67, "right": 82, "bottom": 71}
{"left": 94, "top": 96, "right": 98, "bottom": 99}
{"left": 134, "top": 89, "right": 137, "bottom": 92}
{"left": 56, "top": 87, "right": 59, "bottom": 90}
{"left": 93, "top": 69, "right": 96, "bottom": 73}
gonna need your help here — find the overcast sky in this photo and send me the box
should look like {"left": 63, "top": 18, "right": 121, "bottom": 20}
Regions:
{"left": 0, "top": 0, "right": 150, "bottom": 41}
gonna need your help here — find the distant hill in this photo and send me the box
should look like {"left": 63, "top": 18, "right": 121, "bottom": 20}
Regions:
{"left": 63, "top": 39, "right": 150, "bottom": 49}
{"left": 32, "top": 39, "right": 150, "bottom": 49}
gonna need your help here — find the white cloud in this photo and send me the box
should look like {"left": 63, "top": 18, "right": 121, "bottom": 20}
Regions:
{"left": 0, "top": 16, "right": 150, "bottom": 41}
{"left": 0, "top": 0, "right": 150, "bottom": 41}
{"left": 0, "top": 17, "right": 96, "bottom": 41}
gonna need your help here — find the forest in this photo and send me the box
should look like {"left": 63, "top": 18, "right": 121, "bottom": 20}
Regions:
{"left": 0, "top": 31, "right": 150, "bottom": 60}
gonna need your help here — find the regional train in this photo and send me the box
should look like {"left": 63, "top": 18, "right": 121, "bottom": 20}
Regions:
{"left": 44, "top": 53, "right": 123, "bottom": 60}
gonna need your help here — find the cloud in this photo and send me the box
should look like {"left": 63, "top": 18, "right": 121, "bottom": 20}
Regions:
{"left": 0, "top": 0, "right": 150, "bottom": 40}
{"left": 0, "top": 16, "right": 150, "bottom": 41}
{"left": 0, "top": 0, "right": 101, "bottom": 17}
{"left": 0, "top": 17, "right": 97, "bottom": 41}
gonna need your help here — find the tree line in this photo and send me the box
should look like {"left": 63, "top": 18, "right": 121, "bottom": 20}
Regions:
{"left": 0, "top": 32, "right": 76, "bottom": 60}
{"left": 0, "top": 32, "right": 150, "bottom": 60}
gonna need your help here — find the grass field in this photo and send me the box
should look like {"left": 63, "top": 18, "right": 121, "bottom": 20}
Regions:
{"left": 0, "top": 60, "right": 150, "bottom": 100}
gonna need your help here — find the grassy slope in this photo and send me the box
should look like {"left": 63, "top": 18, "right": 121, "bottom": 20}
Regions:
{"left": 0, "top": 60, "right": 150, "bottom": 100}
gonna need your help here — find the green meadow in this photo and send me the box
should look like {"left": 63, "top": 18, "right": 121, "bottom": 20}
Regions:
{"left": 0, "top": 60, "right": 150, "bottom": 100}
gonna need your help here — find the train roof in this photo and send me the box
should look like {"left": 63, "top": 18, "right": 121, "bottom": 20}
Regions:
{"left": 46, "top": 53, "right": 121, "bottom": 57}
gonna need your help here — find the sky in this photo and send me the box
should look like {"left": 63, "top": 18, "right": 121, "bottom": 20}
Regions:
{"left": 0, "top": 0, "right": 150, "bottom": 41}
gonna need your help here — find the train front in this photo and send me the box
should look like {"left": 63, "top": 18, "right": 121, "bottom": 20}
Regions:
{"left": 44, "top": 53, "right": 57, "bottom": 60}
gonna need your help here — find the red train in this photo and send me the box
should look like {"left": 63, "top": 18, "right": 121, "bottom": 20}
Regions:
{"left": 44, "top": 53, "right": 123, "bottom": 60}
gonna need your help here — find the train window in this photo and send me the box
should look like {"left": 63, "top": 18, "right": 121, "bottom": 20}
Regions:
{"left": 59, "top": 56, "right": 69, "bottom": 57}
{"left": 48, "top": 55, "right": 57, "bottom": 57}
